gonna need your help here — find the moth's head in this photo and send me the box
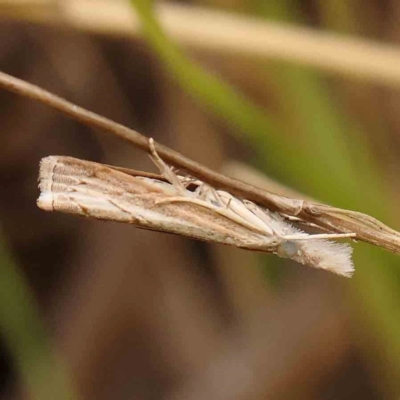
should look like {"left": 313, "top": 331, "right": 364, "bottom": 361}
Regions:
{"left": 276, "top": 238, "right": 354, "bottom": 277}
{"left": 276, "top": 240, "right": 301, "bottom": 259}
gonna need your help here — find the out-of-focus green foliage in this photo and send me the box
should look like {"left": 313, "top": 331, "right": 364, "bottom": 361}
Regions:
{"left": 129, "top": 0, "right": 400, "bottom": 395}
{"left": 0, "top": 230, "right": 78, "bottom": 400}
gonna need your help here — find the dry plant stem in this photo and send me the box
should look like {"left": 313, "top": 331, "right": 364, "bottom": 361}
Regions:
{"left": 4, "top": 1, "right": 400, "bottom": 87}
{"left": 0, "top": 70, "right": 400, "bottom": 253}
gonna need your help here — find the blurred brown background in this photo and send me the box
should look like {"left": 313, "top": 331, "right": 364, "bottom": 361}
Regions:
{"left": 1, "top": 1, "right": 400, "bottom": 399}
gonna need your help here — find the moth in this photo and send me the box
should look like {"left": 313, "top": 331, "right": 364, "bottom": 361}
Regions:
{"left": 37, "top": 139, "right": 355, "bottom": 277}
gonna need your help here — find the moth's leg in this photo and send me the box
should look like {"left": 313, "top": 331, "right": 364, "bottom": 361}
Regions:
{"left": 216, "top": 195, "right": 276, "bottom": 235}
{"left": 225, "top": 197, "right": 233, "bottom": 210}
{"left": 192, "top": 183, "right": 228, "bottom": 209}
{"left": 211, "top": 191, "right": 275, "bottom": 235}
{"left": 147, "top": 142, "right": 264, "bottom": 232}
{"left": 199, "top": 188, "right": 258, "bottom": 226}
{"left": 155, "top": 197, "right": 267, "bottom": 234}
{"left": 211, "top": 189, "right": 233, "bottom": 210}
{"left": 201, "top": 186, "right": 227, "bottom": 207}
{"left": 148, "top": 138, "right": 187, "bottom": 195}
{"left": 242, "top": 200, "right": 278, "bottom": 236}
